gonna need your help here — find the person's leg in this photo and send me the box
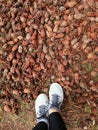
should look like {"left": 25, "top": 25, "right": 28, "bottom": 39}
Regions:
{"left": 49, "top": 109, "right": 67, "bottom": 130}
{"left": 33, "top": 122, "right": 48, "bottom": 130}
{"left": 32, "top": 94, "right": 48, "bottom": 130}
{"left": 49, "top": 83, "right": 67, "bottom": 130}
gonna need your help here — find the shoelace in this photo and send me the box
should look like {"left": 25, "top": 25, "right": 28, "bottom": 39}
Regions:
{"left": 38, "top": 105, "right": 47, "bottom": 117}
{"left": 50, "top": 94, "right": 60, "bottom": 108}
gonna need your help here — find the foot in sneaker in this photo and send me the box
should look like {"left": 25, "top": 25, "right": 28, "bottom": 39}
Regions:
{"left": 49, "top": 83, "right": 64, "bottom": 111}
{"left": 35, "top": 93, "right": 49, "bottom": 124}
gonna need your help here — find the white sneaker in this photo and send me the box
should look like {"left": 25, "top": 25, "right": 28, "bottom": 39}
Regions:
{"left": 49, "top": 83, "right": 64, "bottom": 110}
{"left": 35, "top": 93, "right": 48, "bottom": 124}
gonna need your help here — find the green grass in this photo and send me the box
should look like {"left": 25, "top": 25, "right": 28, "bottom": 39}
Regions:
{"left": 45, "top": 80, "right": 51, "bottom": 87}
{"left": 93, "top": 76, "right": 98, "bottom": 82}
{"left": 73, "top": 120, "right": 80, "bottom": 126}
{"left": 17, "top": 102, "right": 31, "bottom": 122}
{"left": 84, "top": 106, "right": 91, "bottom": 114}
{"left": 0, "top": 107, "right": 3, "bottom": 123}
{"left": 0, "top": 102, "right": 3, "bottom": 109}
{"left": 82, "top": 63, "right": 93, "bottom": 72}
{"left": 93, "top": 125, "right": 98, "bottom": 130}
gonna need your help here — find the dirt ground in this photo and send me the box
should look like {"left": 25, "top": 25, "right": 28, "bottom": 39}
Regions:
{"left": 0, "top": 102, "right": 35, "bottom": 130}
{"left": 0, "top": 97, "right": 98, "bottom": 130}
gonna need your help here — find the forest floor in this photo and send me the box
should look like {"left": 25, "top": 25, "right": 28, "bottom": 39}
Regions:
{"left": 0, "top": 0, "right": 98, "bottom": 130}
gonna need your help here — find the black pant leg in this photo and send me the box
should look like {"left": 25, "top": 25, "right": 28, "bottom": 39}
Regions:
{"left": 32, "top": 122, "right": 48, "bottom": 130}
{"left": 49, "top": 112, "right": 67, "bottom": 130}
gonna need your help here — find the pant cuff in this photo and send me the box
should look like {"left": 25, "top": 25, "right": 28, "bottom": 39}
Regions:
{"left": 37, "top": 117, "right": 48, "bottom": 126}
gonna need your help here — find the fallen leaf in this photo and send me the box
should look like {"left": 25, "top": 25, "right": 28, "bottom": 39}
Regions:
{"left": 4, "top": 105, "right": 12, "bottom": 112}
{"left": 55, "top": 33, "right": 64, "bottom": 38}
{"left": 80, "top": 81, "right": 88, "bottom": 90}
{"left": 24, "top": 88, "right": 31, "bottom": 94}
{"left": 58, "top": 64, "right": 64, "bottom": 72}
{"left": 12, "top": 44, "right": 18, "bottom": 51}
{"left": 91, "top": 71, "right": 97, "bottom": 77}
{"left": 8, "top": 41, "right": 15, "bottom": 45}
{"left": 87, "top": 53, "right": 96, "bottom": 59}
{"left": 7, "top": 52, "right": 14, "bottom": 61}
{"left": 65, "top": 1, "right": 77, "bottom": 8}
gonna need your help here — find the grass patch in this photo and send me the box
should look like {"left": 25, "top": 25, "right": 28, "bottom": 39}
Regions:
{"left": 0, "top": 107, "right": 3, "bottom": 123}
{"left": 0, "top": 102, "right": 3, "bottom": 109}
{"left": 45, "top": 80, "right": 51, "bottom": 87}
{"left": 93, "top": 76, "right": 98, "bottom": 82}
{"left": 82, "top": 63, "right": 93, "bottom": 72}
{"left": 93, "top": 125, "right": 98, "bottom": 130}
{"left": 84, "top": 106, "right": 91, "bottom": 114}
